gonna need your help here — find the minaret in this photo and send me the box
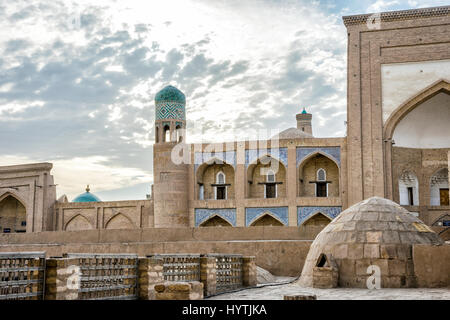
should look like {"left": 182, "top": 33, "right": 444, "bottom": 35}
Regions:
{"left": 152, "top": 85, "right": 189, "bottom": 227}
{"left": 296, "top": 107, "right": 313, "bottom": 136}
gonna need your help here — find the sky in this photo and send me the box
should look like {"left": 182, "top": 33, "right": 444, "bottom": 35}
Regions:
{"left": 0, "top": 0, "right": 448, "bottom": 201}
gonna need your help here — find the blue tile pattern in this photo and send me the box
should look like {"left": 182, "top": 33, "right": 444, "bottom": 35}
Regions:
{"left": 297, "top": 206, "right": 342, "bottom": 225}
{"left": 195, "top": 208, "right": 236, "bottom": 227}
{"left": 296, "top": 147, "right": 340, "bottom": 167}
{"left": 156, "top": 101, "right": 185, "bottom": 120}
{"left": 155, "top": 85, "right": 186, "bottom": 104}
{"left": 194, "top": 151, "right": 236, "bottom": 172}
{"left": 245, "top": 148, "right": 288, "bottom": 168}
{"left": 245, "top": 207, "right": 288, "bottom": 226}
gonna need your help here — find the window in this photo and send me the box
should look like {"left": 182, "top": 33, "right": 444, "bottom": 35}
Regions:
{"left": 407, "top": 187, "right": 414, "bottom": 206}
{"left": 440, "top": 188, "right": 449, "bottom": 206}
{"left": 216, "top": 172, "right": 225, "bottom": 184}
{"left": 443, "top": 220, "right": 450, "bottom": 227}
{"left": 266, "top": 170, "right": 275, "bottom": 183}
{"left": 3, "top": 228, "right": 11, "bottom": 233}
{"left": 317, "top": 168, "right": 326, "bottom": 181}
{"left": 265, "top": 184, "right": 276, "bottom": 198}
{"left": 216, "top": 186, "right": 226, "bottom": 200}
{"left": 316, "top": 183, "right": 327, "bottom": 197}
{"left": 163, "top": 125, "right": 170, "bottom": 142}
{"left": 215, "top": 171, "right": 227, "bottom": 200}
{"left": 156, "top": 126, "right": 159, "bottom": 143}
{"left": 176, "top": 125, "right": 182, "bottom": 142}
{"left": 21, "top": 221, "right": 26, "bottom": 226}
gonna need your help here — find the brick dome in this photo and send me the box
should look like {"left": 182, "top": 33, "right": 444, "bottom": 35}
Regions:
{"left": 297, "top": 197, "right": 444, "bottom": 288}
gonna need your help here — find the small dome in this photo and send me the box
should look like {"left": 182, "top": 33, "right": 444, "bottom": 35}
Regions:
{"left": 72, "top": 185, "right": 101, "bottom": 203}
{"left": 297, "top": 197, "right": 443, "bottom": 288}
{"left": 271, "top": 127, "right": 313, "bottom": 140}
{"left": 155, "top": 85, "right": 186, "bottom": 104}
{"left": 301, "top": 108, "right": 308, "bottom": 114}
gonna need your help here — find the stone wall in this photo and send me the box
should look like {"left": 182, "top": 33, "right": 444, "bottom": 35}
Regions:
{"left": 54, "top": 199, "right": 154, "bottom": 231}
{"left": 0, "top": 226, "right": 314, "bottom": 276}
{"left": 412, "top": 244, "right": 450, "bottom": 287}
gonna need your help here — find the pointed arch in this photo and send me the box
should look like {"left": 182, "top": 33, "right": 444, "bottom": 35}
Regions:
{"left": 105, "top": 212, "right": 135, "bottom": 230}
{"left": 298, "top": 152, "right": 340, "bottom": 197}
{"left": 384, "top": 79, "right": 450, "bottom": 140}
{"left": 0, "top": 192, "right": 28, "bottom": 233}
{"left": 432, "top": 214, "right": 450, "bottom": 226}
{"left": 199, "top": 214, "right": 233, "bottom": 227}
{"left": 300, "top": 211, "right": 332, "bottom": 227}
{"left": 0, "top": 190, "right": 28, "bottom": 209}
{"left": 64, "top": 214, "right": 92, "bottom": 231}
{"left": 249, "top": 212, "right": 285, "bottom": 227}
{"left": 196, "top": 158, "right": 235, "bottom": 200}
{"left": 430, "top": 167, "right": 449, "bottom": 206}
{"left": 247, "top": 155, "right": 287, "bottom": 199}
{"left": 297, "top": 151, "right": 340, "bottom": 171}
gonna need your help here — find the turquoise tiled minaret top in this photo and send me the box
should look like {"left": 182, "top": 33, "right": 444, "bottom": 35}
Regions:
{"left": 72, "top": 185, "right": 101, "bottom": 203}
{"left": 301, "top": 107, "right": 308, "bottom": 114}
{"left": 155, "top": 85, "right": 186, "bottom": 121}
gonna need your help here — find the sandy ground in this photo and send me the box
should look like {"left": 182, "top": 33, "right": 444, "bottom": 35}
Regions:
{"left": 207, "top": 279, "right": 450, "bottom": 300}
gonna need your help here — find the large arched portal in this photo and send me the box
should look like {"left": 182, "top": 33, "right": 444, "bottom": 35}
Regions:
{"left": 0, "top": 195, "right": 27, "bottom": 233}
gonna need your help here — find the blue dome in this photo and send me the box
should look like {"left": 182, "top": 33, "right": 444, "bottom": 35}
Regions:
{"left": 301, "top": 108, "right": 308, "bottom": 114}
{"left": 155, "top": 85, "right": 185, "bottom": 104}
{"left": 72, "top": 186, "right": 101, "bottom": 203}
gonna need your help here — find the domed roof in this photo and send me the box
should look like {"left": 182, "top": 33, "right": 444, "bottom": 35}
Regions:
{"left": 301, "top": 108, "right": 308, "bottom": 114}
{"left": 72, "top": 185, "right": 101, "bottom": 203}
{"left": 297, "top": 197, "right": 443, "bottom": 288}
{"left": 155, "top": 85, "right": 185, "bottom": 104}
{"left": 271, "top": 127, "right": 313, "bottom": 140}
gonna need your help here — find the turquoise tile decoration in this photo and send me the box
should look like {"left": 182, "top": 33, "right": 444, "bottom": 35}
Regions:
{"left": 296, "top": 147, "right": 341, "bottom": 167}
{"left": 195, "top": 208, "right": 236, "bottom": 227}
{"left": 297, "top": 206, "right": 342, "bottom": 225}
{"left": 245, "top": 207, "right": 288, "bottom": 226}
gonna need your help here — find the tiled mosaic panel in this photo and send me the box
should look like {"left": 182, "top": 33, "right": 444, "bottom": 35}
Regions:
{"left": 296, "top": 147, "right": 341, "bottom": 167}
{"left": 156, "top": 102, "right": 185, "bottom": 120}
{"left": 297, "top": 206, "right": 342, "bottom": 225}
{"left": 245, "top": 148, "right": 288, "bottom": 168}
{"left": 245, "top": 207, "right": 288, "bottom": 226}
{"left": 195, "top": 208, "right": 237, "bottom": 227}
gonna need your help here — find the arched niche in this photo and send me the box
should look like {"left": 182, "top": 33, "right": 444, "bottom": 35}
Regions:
{"left": 384, "top": 80, "right": 450, "bottom": 199}
{"left": 430, "top": 168, "right": 449, "bottom": 206}
{"left": 247, "top": 155, "right": 286, "bottom": 199}
{"left": 385, "top": 80, "right": 450, "bottom": 148}
{"left": 398, "top": 171, "right": 419, "bottom": 206}
{"left": 249, "top": 213, "right": 284, "bottom": 227}
{"left": 0, "top": 194, "right": 27, "bottom": 233}
{"left": 65, "top": 214, "right": 92, "bottom": 231}
{"left": 105, "top": 213, "right": 134, "bottom": 230}
{"left": 301, "top": 212, "right": 332, "bottom": 228}
{"left": 196, "top": 159, "right": 235, "bottom": 200}
{"left": 298, "top": 152, "right": 340, "bottom": 197}
{"left": 199, "top": 215, "right": 232, "bottom": 227}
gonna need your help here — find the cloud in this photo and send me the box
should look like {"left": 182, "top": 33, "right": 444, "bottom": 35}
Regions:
{"left": 0, "top": 0, "right": 437, "bottom": 200}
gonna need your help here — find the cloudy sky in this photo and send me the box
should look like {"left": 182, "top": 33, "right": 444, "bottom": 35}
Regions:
{"left": 0, "top": 0, "right": 447, "bottom": 201}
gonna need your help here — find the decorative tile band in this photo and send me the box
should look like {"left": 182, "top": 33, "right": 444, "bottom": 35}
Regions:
{"left": 245, "top": 207, "right": 288, "bottom": 226}
{"left": 245, "top": 148, "right": 288, "bottom": 168}
{"left": 296, "top": 147, "right": 341, "bottom": 167}
{"left": 297, "top": 206, "right": 342, "bottom": 226}
{"left": 156, "top": 102, "right": 186, "bottom": 120}
{"left": 195, "top": 208, "right": 236, "bottom": 227}
{"left": 194, "top": 151, "right": 236, "bottom": 172}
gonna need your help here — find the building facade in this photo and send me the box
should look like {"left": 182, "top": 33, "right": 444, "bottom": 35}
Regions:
{"left": 0, "top": 6, "right": 449, "bottom": 238}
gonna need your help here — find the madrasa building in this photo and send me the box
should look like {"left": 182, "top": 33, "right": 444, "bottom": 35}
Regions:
{"left": 0, "top": 5, "right": 449, "bottom": 241}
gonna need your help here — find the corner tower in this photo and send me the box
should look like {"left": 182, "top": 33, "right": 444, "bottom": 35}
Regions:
{"left": 153, "top": 85, "right": 189, "bottom": 227}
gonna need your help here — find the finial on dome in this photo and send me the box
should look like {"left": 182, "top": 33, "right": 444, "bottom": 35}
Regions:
{"left": 86, "top": 185, "right": 90, "bottom": 193}
{"left": 301, "top": 107, "right": 308, "bottom": 114}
